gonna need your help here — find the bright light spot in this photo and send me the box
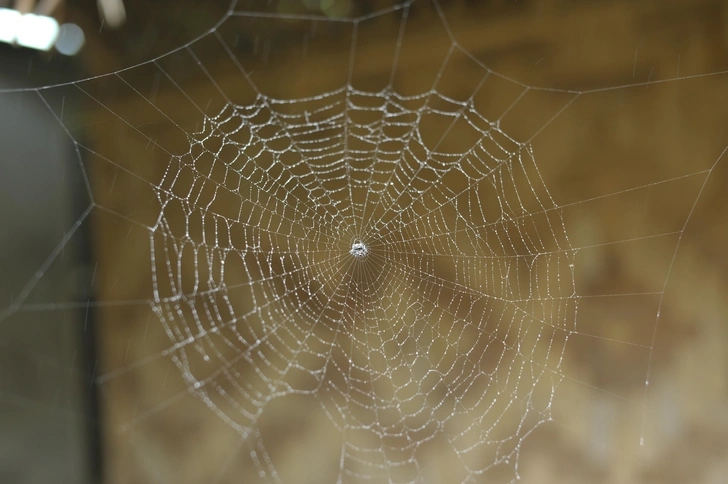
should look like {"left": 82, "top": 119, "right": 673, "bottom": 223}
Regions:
{"left": 0, "top": 8, "right": 21, "bottom": 44}
{"left": 16, "top": 13, "right": 59, "bottom": 51}
{"left": 98, "top": 0, "right": 126, "bottom": 29}
{"left": 0, "top": 9, "right": 84, "bottom": 53}
{"left": 56, "top": 23, "right": 85, "bottom": 56}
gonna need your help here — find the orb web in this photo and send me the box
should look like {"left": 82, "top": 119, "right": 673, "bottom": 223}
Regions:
{"left": 1, "top": 0, "right": 726, "bottom": 483}
{"left": 146, "top": 58, "right": 577, "bottom": 481}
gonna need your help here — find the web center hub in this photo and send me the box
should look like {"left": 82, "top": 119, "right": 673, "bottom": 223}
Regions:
{"left": 350, "top": 241, "right": 369, "bottom": 258}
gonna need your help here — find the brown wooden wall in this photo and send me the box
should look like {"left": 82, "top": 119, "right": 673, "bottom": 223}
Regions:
{"left": 84, "top": 1, "right": 728, "bottom": 482}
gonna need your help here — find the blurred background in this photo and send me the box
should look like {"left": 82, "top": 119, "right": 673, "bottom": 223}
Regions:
{"left": 1, "top": 0, "right": 728, "bottom": 483}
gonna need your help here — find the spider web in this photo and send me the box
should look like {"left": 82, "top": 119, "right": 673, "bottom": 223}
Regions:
{"left": 147, "top": 84, "right": 575, "bottom": 481}
{"left": 1, "top": 0, "right": 727, "bottom": 483}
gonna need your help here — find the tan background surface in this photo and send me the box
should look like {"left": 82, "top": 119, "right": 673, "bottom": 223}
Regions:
{"left": 72, "top": 0, "right": 728, "bottom": 482}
